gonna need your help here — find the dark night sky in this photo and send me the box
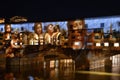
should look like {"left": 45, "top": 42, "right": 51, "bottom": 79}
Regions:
{"left": 0, "top": 0, "right": 120, "bottom": 22}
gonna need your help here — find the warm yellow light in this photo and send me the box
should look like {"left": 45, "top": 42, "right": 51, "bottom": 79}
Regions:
{"left": 20, "top": 42, "right": 22, "bottom": 45}
{"left": 104, "top": 42, "right": 109, "bottom": 47}
{"left": 40, "top": 43, "right": 43, "bottom": 45}
{"left": 15, "top": 43, "right": 17, "bottom": 45}
{"left": 0, "top": 18, "right": 5, "bottom": 23}
{"left": 50, "top": 60, "right": 55, "bottom": 68}
{"left": 72, "top": 41, "right": 83, "bottom": 50}
{"left": 114, "top": 43, "right": 119, "bottom": 47}
{"left": 96, "top": 43, "right": 101, "bottom": 46}
{"left": 74, "top": 41, "right": 80, "bottom": 46}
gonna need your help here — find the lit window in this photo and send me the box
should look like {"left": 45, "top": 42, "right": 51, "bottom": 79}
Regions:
{"left": 104, "top": 42, "right": 109, "bottom": 47}
{"left": 20, "top": 42, "right": 22, "bottom": 45}
{"left": 114, "top": 43, "right": 119, "bottom": 47}
{"left": 73, "top": 41, "right": 82, "bottom": 50}
{"left": 15, "top": 42, "right": 18, "bottom": 45}
{"left": 96, "top": 43, "right": 101, "bottom": 46}
{"left": 50, "top": 60, "right": 55, "bottom": 68}
{"left": 74, "top": 41, "right": 80, "bottom": 46}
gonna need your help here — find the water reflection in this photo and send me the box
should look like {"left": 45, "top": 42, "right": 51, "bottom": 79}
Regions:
{"left": 4, "top": 72, "right": 16, "bottom": 80}
{"left": 3, "top": 65, "right": 75, "bottom": 80}
{"left": 1, "top": 65, "right": 120, "bottom": 80}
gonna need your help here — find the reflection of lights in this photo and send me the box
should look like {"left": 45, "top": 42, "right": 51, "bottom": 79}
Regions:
{"left": 96, "top": 43, "right": 101, "bottom": 46}
{"left": 43, "top": 61, "right": 46, "bottom": 68}
{"left": 112, "top": 54, "right": 120, "bottom": 66}
{"left": 28, "top": 76, "right": 34, "bottom": 80}
{"left": 104, "top": 42, "right": 109, "bottom": 47}
{"left": 114, "top": 43, "right": 119, "bottom": 47}
{"left": 55, "top": 60, "right": 59, "bottom": 68}
{"left": 112, "top": 55, "right": 118, "bottom": 64}
{"left": 76, "top": 71, "right": 120, "bottom": 76}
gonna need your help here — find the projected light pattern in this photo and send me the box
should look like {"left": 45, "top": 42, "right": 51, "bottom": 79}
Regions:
{"left": 0, "top": 16, "right": 120, "bottom": 51}
{"left": 0, "top": 24, "right": 4, "bottom": 32}
{"left": 85, "top": 16, "right": 120, "bottom": 33}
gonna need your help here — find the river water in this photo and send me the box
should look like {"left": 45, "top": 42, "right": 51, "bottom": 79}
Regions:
{"left": 1, "top": 64, "right": 120, "bottom": 80}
